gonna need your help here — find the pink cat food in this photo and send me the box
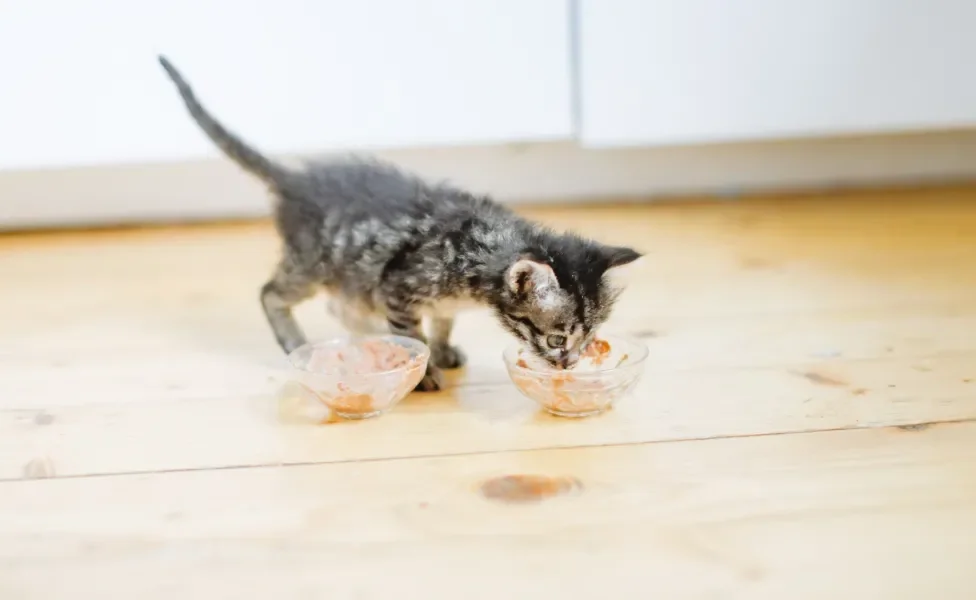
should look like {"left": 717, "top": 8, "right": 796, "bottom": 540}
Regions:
{"left": 301, "top": 338, "right": 427, "bottom": 419}
{"left": 306, "top": 338, "right": 415, "bottom": 374}
{"left": 510, "top": 338, "right": 630, "bottom": 416}
{"left": 581, "top": 338, "right": 612, "bottom": 364}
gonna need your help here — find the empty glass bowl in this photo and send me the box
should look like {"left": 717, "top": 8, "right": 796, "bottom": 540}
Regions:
{"left": 503, "top": 334, "right": 648, "bottom": 417}
{"left": 286, "top": 335, "right": 429, "bottom": 419}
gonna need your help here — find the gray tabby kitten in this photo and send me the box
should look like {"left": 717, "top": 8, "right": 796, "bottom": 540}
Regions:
{"left": 158, "top": 56, "right": 641, "bottom": 392}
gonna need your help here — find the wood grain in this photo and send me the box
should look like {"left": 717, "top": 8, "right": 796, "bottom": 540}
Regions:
{"left": 1, "top": 351, "right": 973, "bottom": 479}
{"left": 2, "top": 422, "right": 975, "bottom": 599}
{"left": 2, "top": 185, "right": 976, "bottom": 597}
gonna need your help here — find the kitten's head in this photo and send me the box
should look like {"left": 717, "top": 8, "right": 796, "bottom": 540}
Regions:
{"left": 493, "top": 240, "right": 642, "bottom": 369}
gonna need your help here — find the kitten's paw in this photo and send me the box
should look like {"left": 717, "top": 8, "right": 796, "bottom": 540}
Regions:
{"left": 414, "top": 368, "right": 444, "bottom": 392}
{"left": 279, "top": 337, "right": 307, "bottom": 355}
{"left": 431, "top": 344, "right": 467, "bottom": 369}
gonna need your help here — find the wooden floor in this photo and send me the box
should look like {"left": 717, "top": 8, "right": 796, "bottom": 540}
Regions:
{"left": 2, "top": 186, "right": 976, "bottom": 598}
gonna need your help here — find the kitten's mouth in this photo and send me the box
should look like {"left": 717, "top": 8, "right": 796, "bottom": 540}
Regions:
{"left": 538, "top": 358, "right": 566, "bottom": 370}
{"left": 549, "top": 357, "right": 578, "bottom": 370}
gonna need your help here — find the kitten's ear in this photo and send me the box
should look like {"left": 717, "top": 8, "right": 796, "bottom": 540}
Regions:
{"left": 506, "top": 259, "right": 558, "bottom": 296}
{"left": 605, "top": 245, "right": 642, "bottom": 269}
{"left": 602, "top": 245, "right": 643, "bottom": 289}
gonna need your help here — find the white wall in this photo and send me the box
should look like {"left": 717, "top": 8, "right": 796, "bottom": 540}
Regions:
{"left": 0, "top": 0, "right": 573, "bottom": 170}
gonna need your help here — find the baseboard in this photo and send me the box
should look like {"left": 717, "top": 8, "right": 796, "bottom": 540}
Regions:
{"left": 3, "top": 130, "right": 976, "bottom": 230}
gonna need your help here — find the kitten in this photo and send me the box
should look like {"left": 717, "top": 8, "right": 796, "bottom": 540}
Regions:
{"left": 158, "top": 56, "right": 641, "bottom": 392}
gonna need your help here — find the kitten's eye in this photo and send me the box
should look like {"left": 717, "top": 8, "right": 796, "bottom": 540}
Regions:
{"left": 546, "top": 334, "right": 567, "bottom": 348}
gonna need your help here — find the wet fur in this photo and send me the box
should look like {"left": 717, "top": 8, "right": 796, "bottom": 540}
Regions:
{"left": 158, "top": 55, "right": 641, "bottom": 391}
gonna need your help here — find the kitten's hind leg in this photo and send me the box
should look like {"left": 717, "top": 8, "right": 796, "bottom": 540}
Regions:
{"left": 385, "top": 304, "right": 443, "bottom": 392}
{"left": 429, "top": 316, "right": 466, "bottom": 369}
{"left": 260, "top": 267, "right": 317, "bottom": 354}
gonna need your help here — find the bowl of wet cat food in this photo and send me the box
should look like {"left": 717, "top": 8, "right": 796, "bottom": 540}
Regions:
{"left": 503, "top": 334, "right": 648, "bottom": 418}
{"left": 286, "top": 335, "right": 429, "bottom": 419}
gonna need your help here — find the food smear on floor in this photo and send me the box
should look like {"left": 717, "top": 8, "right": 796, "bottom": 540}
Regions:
{"left": 479, "top": 474, "right": 583, "bottom": 503}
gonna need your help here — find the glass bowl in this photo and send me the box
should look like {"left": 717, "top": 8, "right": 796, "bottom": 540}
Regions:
{"left": 503, "top": 334, "right": 648, "bottom": 418}
{"left": 286, "top": 335, "right": 429, "bottom": 420}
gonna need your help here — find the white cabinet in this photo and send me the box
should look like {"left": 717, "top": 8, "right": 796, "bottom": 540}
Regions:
{"left": 578, "top": 0, "right": 976, "bottom": 146}
{"left": 0, "top": 0, "right": 573, "bottom": 171}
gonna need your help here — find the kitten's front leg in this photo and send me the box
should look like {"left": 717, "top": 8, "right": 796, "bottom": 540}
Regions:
{"left": 385, "top": 304, "right": 443, "bottom": 392}
{"left": 429, "top": 317, "right": 466, "bottom": 369}
{"left": 260, "top": 268, "right": 316, "bottom": 354}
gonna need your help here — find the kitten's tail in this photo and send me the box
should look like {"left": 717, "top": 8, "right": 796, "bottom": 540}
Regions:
{"left": 157, "top": 55, "right": 285, "bottom": 185}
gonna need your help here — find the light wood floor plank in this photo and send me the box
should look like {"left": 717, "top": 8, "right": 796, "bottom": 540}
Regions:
{"left": 2, "top": 188, "right": 976, "bottom": 479}
{"left": 1, "top": 352, "right": 972, "bottom": 479}
{"left": 1, "top": 422, "right": 974, "bottom": 599}
{"left": 4, "top": 186, "right": 976, "bottom": 595}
